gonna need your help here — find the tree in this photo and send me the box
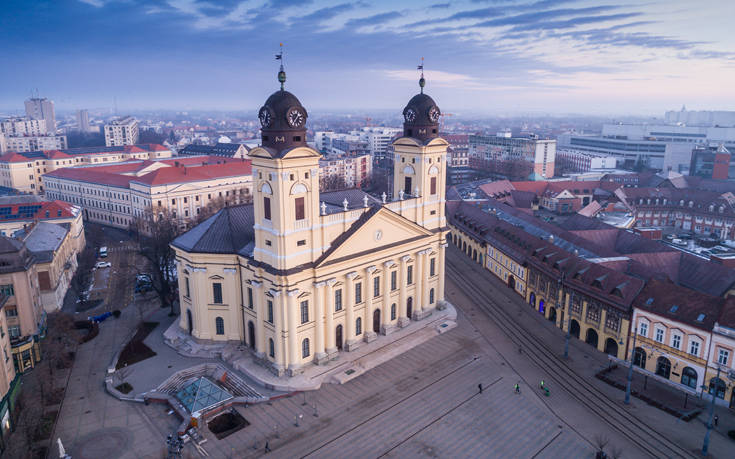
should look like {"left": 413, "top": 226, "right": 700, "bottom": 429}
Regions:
{"left": 361, "top": 169, "right": 391, "bottom": 196}
{"left": 320, "top": 174, "right": 348, "bottom": 192}
{"left": 138, "top": 129, "right": 166, "bottom": 144}
{"left": 69, "top": 245, "right": 97, "bottom": 306}
{"left": 132, "top": 208, "right": 181, "bottom": 316}
{"left": 195, "top": 189, "right": 251, "bottom": 224}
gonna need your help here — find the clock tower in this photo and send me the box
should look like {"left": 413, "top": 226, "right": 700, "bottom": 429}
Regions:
{"left": 393, "top": 70, "right": 448, "bottom": 231}
{"left": 249, "top": 63, "right": 322, "bottom": 271}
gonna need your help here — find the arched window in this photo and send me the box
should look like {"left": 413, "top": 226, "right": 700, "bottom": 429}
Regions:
{"left": 403, "top": 165, "right": 415, "bottom": 175}
{"left": 709, "top": 377, "right": 726, "bottom": 399}
{"left": 391, "top": 303, "right": 396, "bottom": 320}
{"left": 428, "top": 165, "right": 439, "bottom": 175}
{"left": 356, "top": 317, "right": 362, "bottom": 335}
{"left": 290, "top": 183, "right": 308, "bottom": 195}
{"left": 215, "top": 317, "right": 224, "bottom": 335}
{"left": 260, "top": 182, "right": 273, "bottom": 194}
{"left": 429, "top": 288, "right": 435, "bottom": 304}
{"left": 655, "top": 356, "right": 671, "bottom": 379}
{"left": 269, "top": 338, "right": 275, "bottom": 358}
{"left": 302, "top": 338, "right": 310, "bottom": 358}
{"left": 681, "top": 367, "right": 697, "bottom": 389}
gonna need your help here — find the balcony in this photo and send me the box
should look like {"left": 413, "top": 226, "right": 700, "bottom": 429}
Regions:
{"left": 294, "top": 219, "right": 310, "bottom": 230}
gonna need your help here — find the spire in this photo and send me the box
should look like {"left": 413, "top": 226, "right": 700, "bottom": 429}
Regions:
{"left": 418, "top": 57, "right": 425, "bottom": 94}
{"left": 276, "top": 43, "right": 286, "bottom": 90}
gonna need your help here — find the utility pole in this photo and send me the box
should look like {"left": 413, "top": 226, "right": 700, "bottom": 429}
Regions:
{"left": 624, "top": 330, "right": 638, "bottom": 405}
{"left": 702, "top": 365, "right": 721, "bottom": 456}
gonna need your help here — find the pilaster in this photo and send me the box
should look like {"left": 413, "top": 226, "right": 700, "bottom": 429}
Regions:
{"left": 364, "top": 265, "right": 378, "bottom": 343}
{"left": 313, "top": 281, "right": 328, "bottom": 364}
{"left": 286, "top": 288, "right": 300, "bottom": 374}
{"left": 381, "top": 260, "right": 396, "bottom": 335}
{"left": 325, "top": 278, "right": 338, "bottom": 359}
{"left": 345, "top": 271, "right": 361, "bottom": 351}
{"left": 398, "top": 255, "right": 411, "bottom": 327}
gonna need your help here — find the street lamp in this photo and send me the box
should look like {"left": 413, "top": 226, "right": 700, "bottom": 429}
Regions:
{"left": 702, "top": 365, "right": 722, "bottom": 456}
{"left": 625, "top": 329, "right": 638, "bottom": 405}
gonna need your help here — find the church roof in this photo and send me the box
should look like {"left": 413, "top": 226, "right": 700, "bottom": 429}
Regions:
{"left": 172, "top": 204, "right": 255, "bottom": 254}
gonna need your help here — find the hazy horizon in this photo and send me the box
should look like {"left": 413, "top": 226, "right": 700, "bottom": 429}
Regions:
{"left": 3, "top": 0, "right": 734, "bottom": 115}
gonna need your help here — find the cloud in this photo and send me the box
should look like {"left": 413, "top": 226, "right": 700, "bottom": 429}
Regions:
{"left": 345, "top": 11, "right": 402, "bottom": 29}
{"left": 294, "top": 2, "right": 357, "bottom": 27}
{"left": 430, "top": 3, "right": 450, "bottom": 8}
{"left": 510, "top": 12, "right": 642, "bottom": 32}
{"left": 78, "top": 0, "right": 105, "bottom": 6}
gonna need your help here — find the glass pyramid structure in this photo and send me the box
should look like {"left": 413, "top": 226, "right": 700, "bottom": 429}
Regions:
{"left": 175, "top": 377, "right": 233, "bottom": 414}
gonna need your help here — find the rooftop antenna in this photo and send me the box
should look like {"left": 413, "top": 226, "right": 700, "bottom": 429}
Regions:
{"left": 417, "top": 57, "right": 425, "bottom": 94}
{"left": 276, "top": 43, "right": 286, "bottom": 90}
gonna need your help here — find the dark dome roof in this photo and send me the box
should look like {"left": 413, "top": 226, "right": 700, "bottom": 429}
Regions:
{"left": 402, "top": 89, "right": 440, "bottom": 143}
{"left": 258, "top": 88, "right": 308, "bottom": 155}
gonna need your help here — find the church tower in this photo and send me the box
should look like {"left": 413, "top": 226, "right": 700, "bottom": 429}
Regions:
{"left": 392, "top": 67, "right": 448, "bottom": 231}
{"left": 249, "top": 56, "right": 322, "bottom": 271}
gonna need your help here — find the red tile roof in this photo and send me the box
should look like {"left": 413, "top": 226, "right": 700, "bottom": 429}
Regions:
{"left": 634, "top": 278, "right": 725, "bottom": 331}
{"left": 131, "top": 161, "right": 252, "bottom": 186}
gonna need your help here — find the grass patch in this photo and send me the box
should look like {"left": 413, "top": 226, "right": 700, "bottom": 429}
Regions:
{"left": 116, "top": 322, "right": 158, "bottom": 370}
{"left": 115, "top": 382, "right": 133, "bottom": 394}
{"left": 207, "top": 410, "right": 249, "bottom": 440}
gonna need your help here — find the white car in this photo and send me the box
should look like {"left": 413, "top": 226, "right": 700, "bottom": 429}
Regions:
{"left": 95, "top": 262, "right": 112, "bottom": 269}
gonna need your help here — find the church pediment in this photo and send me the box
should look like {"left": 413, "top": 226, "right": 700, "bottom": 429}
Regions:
{"left": 316, "top": 206, "right": 433, "bottom": 267}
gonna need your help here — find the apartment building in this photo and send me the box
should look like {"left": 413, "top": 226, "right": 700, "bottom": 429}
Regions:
{"left": 0, "top": 143, "right": 172, "bottom": 194}
{"left": 0, "top": 118, "right": 47, "bottom": 137}
{"left": 104, "top": 116, "right": 139, "bottom": 146}
{"left": 24, "top": 98, "right": 56, "bottom": 134}
{"left": 3, "top": 135, "right": 67, "bottom": 154}
{"left": 319, "top": 153, "right": 372, "bottom": 189}
{"left": 469, "top": 132, "right": 556, "bottom": 180}
{"left": 44, "top": 156, "right": 253, "bottom": 232}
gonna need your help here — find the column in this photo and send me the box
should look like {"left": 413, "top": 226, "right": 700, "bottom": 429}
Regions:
{"left": 437, "top": 243, "right": 447, "bottom": 309}
{"left": 345, "top": 271, "right": 360, "bottom": 351}
{"left": 413, "top": 250, "right": 424, "bottom": 320}
{"left": 270, "top": 289, "right": 285, "bottom": 375}
{"left": 382, "top": 260, "right": 396, "bottom": 335}
{"left": 286, "top": 288, "right": 300, "bottom": 374}
{"left": 313, "top": 281, "right": 328, "bottom": 364}
{"left": 252, "top": 280, "right": 265, "bottom": 358}
{"left": 325, "top": 278, "right": 337, "bottom": 358}
{"left": 364, "top": 266, "right": 377, "bottom": 342}
{"left": 398, "top": 255, "right": 410, "bottom": 327}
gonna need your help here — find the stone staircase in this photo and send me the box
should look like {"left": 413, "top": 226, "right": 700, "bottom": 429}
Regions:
{"left": 155, "top": 363, "right": 265, "bottom": 401}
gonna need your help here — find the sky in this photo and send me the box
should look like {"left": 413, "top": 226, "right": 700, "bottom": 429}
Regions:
{"left": 1, "top": 0, "right": 734, "bottom": 115}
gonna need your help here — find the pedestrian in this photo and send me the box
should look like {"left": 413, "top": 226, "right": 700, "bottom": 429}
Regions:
{"left": 714, "top": 415, "right": 719, "bottom": 427}
{"left": 514, "top": 384, "right": 520, "bottom": 394}
{"left": 540, "top": 380, "right": 545, "bottom": 389}
{"left": 265, "top": 441, "right": 271, "bottom": 453}
{"left": 478, "top": 383, "right": 483, "bottom": 393}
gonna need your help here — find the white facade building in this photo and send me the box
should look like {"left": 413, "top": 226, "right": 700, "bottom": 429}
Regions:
{"left": 105, "top": 116, "right": 139, "bottom": 146}
{"left": 3, "top": 135, "right": 67, "bottom": 153}
{"left": 1, "top": 118, "right": 47, "bottom": 137}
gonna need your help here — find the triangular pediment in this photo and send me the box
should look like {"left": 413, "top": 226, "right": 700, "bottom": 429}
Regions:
{"left": 316, "top": 206, "right": 433, "bottom": 267}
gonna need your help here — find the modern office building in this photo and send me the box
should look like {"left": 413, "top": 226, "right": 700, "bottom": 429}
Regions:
{"left": 24, "top": 97, "right": 56, "bottom": 134}
{"left": 689, "top": 144, "right": 733, "bottom": 180}
{"left": 469, "top": 131, "right": 556, "bottom": 180}
{"left": 104, "top": 116, "right": 139, "bottom": 146}
{"left": 664, "top": 107, "right": 735, "bottom": 127}
{"left": 177, "top": 142, "right": 250, "bottom": 159}
{"left": 556, "top": 148, "right": 618, "bottom": 173}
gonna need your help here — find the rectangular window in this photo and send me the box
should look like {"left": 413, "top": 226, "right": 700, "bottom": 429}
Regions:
{"left": 295, "top": 197, "right": 305, "bottom": 220}
{"left": 264, "top": 197, "right": 271, "bottom": 220}
{"left": 689, "top": 340, "right": 699, "bottom": 356}
{"left": 655, "top": 328, "right": 664, "bottom": 343}
{"left": 267, "top": 300, "right": 274, "bottom": 323}
{"left": 0, "top": 284, "right": 14, "bottom": 296}
{"left": 297, "top": 240, "right": 306, "bottom": 246}
{"left": 407, "top": 265, "right": 413, "bottom": 285}
{"left": 38, "top": 271, "right": 51, "bottom": 290}
{"left": 718, "top": 349, "right": 730, "bottom": 365}
{"left": 355, "top": 283, "right": 362, "bottom": 304}
{"left": 430, "top": 258, "right": 436, "bottom": 276}
{"left": 672, "top": 335, "right": 681, "bottom": 350}
{"left": 212, "top": 283, "right": 223, "bottom": 304}
{"left": 430, "top": 176, "right": 437, "bottom": 195}
{"left": 391, "top": 271, "right": 397, "bottom": 291}
{"left": 185, "top": 277, "right": 190, "bottom": 298}
{"left": 373, "top": 276, "right": 380, "bottom": 298}
{"left": 5, "top": 308, "right": 17, "bottom": 318}
{"left": 300, "top": 300, "right": 309, "bottom": 324}
{"left": 639, "top": 322, "right": 648, "bottom": 337}
{"left": 247, "top": 287, "right": 253, "bottom": 309}
{"left": 335, "top": 289, "right": 343, "bottom": 311}
{"left": 8, "top": 325, "right": 20, "bottom": 338}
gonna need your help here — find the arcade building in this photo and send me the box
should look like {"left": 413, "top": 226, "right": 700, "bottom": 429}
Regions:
{"left": 171, "top": 68, "right": 449, "bottom": 376}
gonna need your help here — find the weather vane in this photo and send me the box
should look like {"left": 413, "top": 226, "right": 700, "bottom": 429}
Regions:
{"left": 276, "top": 43, "right": 286, "bottom": 90}
{"left": 418, "top": 57, "right": 425, "bottom": 93}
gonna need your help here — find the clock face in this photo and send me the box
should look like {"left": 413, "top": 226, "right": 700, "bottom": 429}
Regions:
{"left": 287, "top": 107, "right": 305, "bottom": 128}
{"left": 404, "top": 108, "right": 416, "bottom": 123}
{"left": 258, "top": 107, "right": 272, "bottom": 127}
{"left": 428, "top": 106, "right": 440, "bottom": 123}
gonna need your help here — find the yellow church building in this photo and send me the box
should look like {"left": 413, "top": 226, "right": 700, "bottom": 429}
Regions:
{"left": 171, "top": 68, "right": 449, "bottom": 377}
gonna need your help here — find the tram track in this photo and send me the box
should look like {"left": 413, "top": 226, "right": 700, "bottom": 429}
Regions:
{"left": 446, "top": 249, "right": 697, "bottom": 459}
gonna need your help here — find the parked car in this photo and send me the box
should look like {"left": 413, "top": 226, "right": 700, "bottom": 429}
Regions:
{"left": 99, "top": 246, "right": 108, "bottom": 258}
{"left": 95, "top": 261, "right": 112, "bottom": 269}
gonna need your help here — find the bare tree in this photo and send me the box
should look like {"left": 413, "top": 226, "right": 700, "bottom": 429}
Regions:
{"left": 361, "top": 169, "right": 391, "bottom": 196}
{"left": 320, "top": 174, "right": 348, "bottom": 192}
{"left": 131, "top": 208, "right": 181, "bottom": 316}
{"left": 69, "top": 245, "right": 97, "bottom": 306}
{"left": 593, "top": 433, "right": 610, "bottom": 459}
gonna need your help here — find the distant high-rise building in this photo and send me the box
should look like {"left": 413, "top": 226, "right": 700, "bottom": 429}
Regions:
{"left": 0, "top": 117, "right": 46, "bottom": 136}
{"left": 104, "top": 116, "right": 139, "bottom": 146}
{"left": 689, "top": 144, "right": 733, "bottom": 180}
{"left": 664, "top": 107, "right": 735, "bottom": 127}
{"left": 76, "top": 109, "right": 90, "bottom": 132}
{"left": 24, "top": 97, "right": 56, "bottom": 134}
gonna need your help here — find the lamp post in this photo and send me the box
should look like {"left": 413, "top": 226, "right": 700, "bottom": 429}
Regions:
{"left": 702, "top": 365, "right": 722, "bottom": 456}
{"left": 561, "top": 272, "right": 573, "bottom": 359}
{"left": 624, "top": 329, "right": 638, "bottom": 405}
